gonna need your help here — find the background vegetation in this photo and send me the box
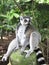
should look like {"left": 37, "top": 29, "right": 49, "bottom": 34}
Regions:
{"left": 0, "top": 0, "right": 49, "bottom": 41}
{"left": 0, "top": 0, "right": 49, "bottom": 64}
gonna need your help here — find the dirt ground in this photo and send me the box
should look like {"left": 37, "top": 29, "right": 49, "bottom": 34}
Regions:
{"left": 0, "top": 33, "right": 15, "bottom": 65}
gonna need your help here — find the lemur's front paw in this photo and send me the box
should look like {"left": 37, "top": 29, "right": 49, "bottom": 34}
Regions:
{"left": 24, "top": 50, "right": 34, "bottom": 58}
{"left": 2, "top": 54, "right": 8, "bottom": 62}
{"left": 24, "top": 50, "right": 31, "bottom": 58}
{"left": 25, "top": 53, "right": 30, "bottom": 58}
{"left": 24, "top": 50, "right": 29, "bottom": 53}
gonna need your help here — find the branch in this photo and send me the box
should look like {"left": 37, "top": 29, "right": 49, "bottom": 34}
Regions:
{"left": 13, "top": 0, "right": 23, "bottom": 13}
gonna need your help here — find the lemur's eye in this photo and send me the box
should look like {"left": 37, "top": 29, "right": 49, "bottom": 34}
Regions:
{"left": 24, "top": 19, "right": 27, "bottom": 22}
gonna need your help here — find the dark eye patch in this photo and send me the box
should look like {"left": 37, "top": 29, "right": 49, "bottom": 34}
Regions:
{"left": 20, "top": 16, "right": 31, "bottom": 22}
{"left": 24, "top": 19, "right": 28, "bottom": 22}
{"left": 23, "top": 16, "right": 30, "bottom": 22}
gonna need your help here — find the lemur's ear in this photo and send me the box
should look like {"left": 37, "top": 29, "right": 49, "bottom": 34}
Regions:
{"left": 20, "top": 16, "right": 23, "bottom": 20}
{"left": 29, "top": 17, "right": 32, "bottom": 22}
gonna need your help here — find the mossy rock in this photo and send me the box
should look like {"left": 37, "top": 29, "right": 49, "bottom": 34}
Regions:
{"left": 10, "top": 50, "right": 37, "bottom": 65}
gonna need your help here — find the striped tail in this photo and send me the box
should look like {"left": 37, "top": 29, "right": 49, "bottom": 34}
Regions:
{"left": 34, "top": 48, "right": 46, "bottom": 65}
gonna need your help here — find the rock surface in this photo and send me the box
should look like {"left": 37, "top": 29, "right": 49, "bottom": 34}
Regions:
{"left": 10, "top": 50, "right": 37, "bottom": 65}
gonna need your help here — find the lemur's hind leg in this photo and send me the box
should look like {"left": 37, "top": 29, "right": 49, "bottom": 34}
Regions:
{"left": 24, "top": 31, "right": 41, "bottom": 58}
{"left": 2, "top": 38, "right": 19, "bottom": 61}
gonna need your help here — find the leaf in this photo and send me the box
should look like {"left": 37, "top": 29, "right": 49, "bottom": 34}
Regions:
{"left": 21, "top": 0, "right": 30, "bottom": 2}
{"left": 0, "top": 14, "right": 7, "bottom": 18}
{"left": 14, "top": 13, "right": 19, "bottom": 18}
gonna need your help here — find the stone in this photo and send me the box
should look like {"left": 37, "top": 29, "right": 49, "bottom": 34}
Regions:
{"left": 10, "top": 50, "right": 37, "bottom": 65}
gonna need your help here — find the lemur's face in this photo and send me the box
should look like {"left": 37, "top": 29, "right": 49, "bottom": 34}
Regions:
{"left": 20, "top": 16, "right": 30, "bottom": 25}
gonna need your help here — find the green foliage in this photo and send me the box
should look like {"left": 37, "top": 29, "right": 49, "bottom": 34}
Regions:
{"left": 35, "top": 0, "right": 49, "bottom": 4}
{"left": 0, "top": 0, "right": 49, "bottom": 41}
{"left": 36, "top": 6, "right": 49, "bottom": 40}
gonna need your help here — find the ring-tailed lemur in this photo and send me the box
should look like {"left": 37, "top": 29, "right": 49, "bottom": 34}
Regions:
{"left": 2, "top": 16, "right": 46, "bottom": 65}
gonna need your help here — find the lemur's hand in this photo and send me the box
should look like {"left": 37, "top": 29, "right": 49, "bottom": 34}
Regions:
{"left": 2, "top": 54, "right": 8, "bottom": 62}
{"left": 24, "top": 50, "right": 30, "bottom": 58}
{"left": 24, "top": 49, "right": 34, "bottom": 58}
{"left": 20, "top": 48, "right": 25, "bottom": 54}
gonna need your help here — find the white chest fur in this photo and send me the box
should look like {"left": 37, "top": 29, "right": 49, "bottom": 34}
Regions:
{"left": 17, "top": 25, "right": 26, "bottom": 41}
